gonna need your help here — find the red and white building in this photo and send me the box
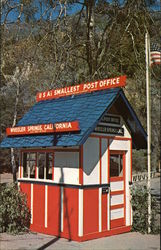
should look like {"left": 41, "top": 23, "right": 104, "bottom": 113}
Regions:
{"left": 0, "top": 76, "right": 147, "bottom": 241}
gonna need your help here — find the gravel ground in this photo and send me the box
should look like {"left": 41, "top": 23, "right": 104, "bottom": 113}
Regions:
{"left": 0, "top": 231, "right": 160, "bottom": 250}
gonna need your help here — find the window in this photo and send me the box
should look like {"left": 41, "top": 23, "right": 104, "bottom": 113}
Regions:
{"left": 23, "top": 152, "right": 36, "bottom": 178}
{"left": 38, "top": 152, "right": 53, "bottom": 180}
{"left": 38, "top": 153, "right": 45, "bottom": 179}
{"left": 22, "top": 151, "right": 53, "bottom": 180}
{"left": 46, "top": 153, "right": 53, "bottom": 180}
{"left": 110, "top": 154, "right": 123, "bottom": 177}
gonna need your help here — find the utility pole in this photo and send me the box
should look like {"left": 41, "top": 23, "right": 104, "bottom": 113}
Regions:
{"left": 145, "top": 32, "right": 151, "bottom": 234}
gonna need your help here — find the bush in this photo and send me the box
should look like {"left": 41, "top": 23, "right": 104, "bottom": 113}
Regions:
{"left": 0, "top": 183, "right": 30, "bottom": 234}
{"left": 131, "top": 185, "right": 160, "bottom": 234}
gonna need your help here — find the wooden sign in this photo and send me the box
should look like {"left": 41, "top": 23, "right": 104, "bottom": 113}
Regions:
{"left": 94, "top": 125, "right": 124, "bottom": 136}
{"left": 6, "top": 121, "right": 80, "bottom": 136}
{"left": 101, "top": 115, "right": 120, "bottom": 125}
{"left": 36, "top": 75, "right": 126, "bottom": 102}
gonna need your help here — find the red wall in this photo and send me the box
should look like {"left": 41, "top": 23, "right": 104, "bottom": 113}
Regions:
{"left": 111, "top": 218, "right": 125, "bottom": 229}
{"left": 47, "top": 186, "right": 61, "bottom": 236}
{"left": 63, "top": 187, "right": 78, "bottom": 239}
{"left": 83, "top": 188, "right": 99, "bottom": 235}
{"left": 32, "top": 184, "right": 45, "bottom": 231}
{"left": 19, "top": 182, "right": 131, "bottom": 241}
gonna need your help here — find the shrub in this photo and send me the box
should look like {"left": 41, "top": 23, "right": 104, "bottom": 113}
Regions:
{"left": 131, "top": 184, "right": 160, "bottom": 234}
{"left": 0, "top": 183, "right": 30, "bottom": 234}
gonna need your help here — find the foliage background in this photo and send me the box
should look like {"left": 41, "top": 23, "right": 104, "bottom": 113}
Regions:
{"left": 0, "top": 183, "right": 30, "bottom": 233}
{"left": 131, "top": 184, "right": 160, "bottom": 234}
{"left": 0, "top": 0, "right": 161, "bottom": 175}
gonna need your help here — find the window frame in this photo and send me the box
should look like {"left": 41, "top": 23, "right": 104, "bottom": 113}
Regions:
{"left": 21, "top": 149, "right": 54, "bottom": 180}
{"left": 22, "top": 151, "right": 37, "bottom": 179}
{"left": 20, "top": 148, "right": 80, "bottom": 182}
{"left": 109, "top": 150, "right": 126, "bottom": 181}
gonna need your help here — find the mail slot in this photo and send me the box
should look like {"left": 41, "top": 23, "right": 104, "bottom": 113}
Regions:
{"left": 102, "top": 187, "right": 109, "bottom": 194}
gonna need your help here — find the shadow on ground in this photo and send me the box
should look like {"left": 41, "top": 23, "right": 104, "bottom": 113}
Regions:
{"left": 36, "top": 237, "right": 60, "bottom": 250}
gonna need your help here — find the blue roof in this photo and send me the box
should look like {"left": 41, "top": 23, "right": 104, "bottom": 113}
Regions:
{"left": 0, "top": 88, "right": 147, "bottom": 149}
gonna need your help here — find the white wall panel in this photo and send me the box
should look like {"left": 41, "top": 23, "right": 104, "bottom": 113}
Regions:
{"left": 122, "top": 124, "right": 131, "bottom": 138}
{"left": 125, "top": 147, "right": 131, "bottom": 226}
{"left": 120, "top": 116, "right": 131, "bottom": 138}
{"left": 61, "top": 187, "right": 64, "bottom": 232}
{"left": 107, "top": 192, "right": 110, "bottom": 230}
{"left": 99, "top": 188, "right": 102, "bottom": 232}
{"left": 109, "top": 140, "right": 129, "bottom": 151}
{"left": 54, "top": 152, "right": 79, "bottom": 184}
{"left": 111, "top": 208, "right": 124, "bottom": 220}
{"left": 101, "top": 139, "right": 108, "bottom": 184}
{"left": 78, "top": 189, "right": 83, "bottom": 236}
{"left": 110, "top": 181, "right": 124, "bottom": 191}
{"left": 83, "top": 137, "right": 100, "bottom": 185}
{"left": 54, "top": 167, "right": 79, "bottom": 184}
{"left": 30, "top": 184, "right": 33, "bottom": 224}
{"left": 45, "top": 185, "right": 48, "bottom": 228}
{"left": 111, "top": 194, "right": 124, "bottom": 206}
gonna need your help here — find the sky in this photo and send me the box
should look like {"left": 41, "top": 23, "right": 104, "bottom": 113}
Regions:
{"left": 1, "top": 0, "right": 161, "bottom": 25}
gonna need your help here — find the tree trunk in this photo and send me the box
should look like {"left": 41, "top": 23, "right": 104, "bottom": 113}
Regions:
{"left": 11, "top": 76, "right": 20, "bottom": 183}
{"left": 85, "top": 0, "right": 95, "bottom": 77}
{"left": 11, "top": 148, "right": 17, "bottom": 182}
